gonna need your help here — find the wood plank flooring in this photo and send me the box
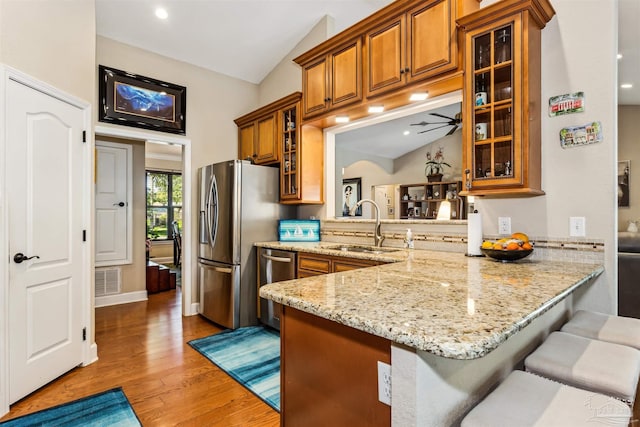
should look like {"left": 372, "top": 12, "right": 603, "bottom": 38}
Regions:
{"left": 0, "top": 288, "right": 280, "bottom": 426}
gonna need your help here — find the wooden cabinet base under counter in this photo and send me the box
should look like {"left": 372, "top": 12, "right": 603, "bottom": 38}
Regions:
{"left": 281, "top": 306, "right": 391, "bottom": 426}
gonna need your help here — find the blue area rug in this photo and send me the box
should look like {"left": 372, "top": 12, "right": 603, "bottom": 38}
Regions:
{"left": 189, "top": 326, "right": 280, "bottom": 411}
{"left": 0, "top": 387, "right": 140, "bottom": 426}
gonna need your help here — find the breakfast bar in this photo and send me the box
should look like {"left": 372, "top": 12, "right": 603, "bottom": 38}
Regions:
{"left": 258, "top": 242, "right": 604, "bottom": 425}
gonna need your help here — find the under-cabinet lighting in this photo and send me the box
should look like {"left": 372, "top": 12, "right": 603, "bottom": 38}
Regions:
{"left": 368, "top": 105, "right": 385, "bottom": 114}
{"left": 621, "top": 83, "right": 633, "bottom": 89}
{"left": 155, "top": 7, "right": 168, "bottom": 19}
{"left": 409, "top": 92, "right": 429, "bottom": 101}
{"left": 335, "top": 116, "right": 350, "bottom": 123}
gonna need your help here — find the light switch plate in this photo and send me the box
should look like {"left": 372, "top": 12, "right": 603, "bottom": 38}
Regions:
{"left": 570, "top": 217, "right": 586, "bottom": 237}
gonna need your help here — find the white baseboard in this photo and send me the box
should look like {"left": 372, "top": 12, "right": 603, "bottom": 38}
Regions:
{"left": 185, "top": 302, "right": 200, "bottom": 316}
{"left": 95, "top": 290, "right": 148, "bottom": 308}
{"left": 84, "top": 342, "right": 98, "bottom": 366}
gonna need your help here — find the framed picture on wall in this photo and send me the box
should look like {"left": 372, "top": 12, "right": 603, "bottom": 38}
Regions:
{"left": 342, "top": 178, "right": 362, "bottom": 216}
{"left": 619, "top": 160, "right": 630, "bottom": 207}
{"left": 99, "top": 65, "right": 186, "bottom": 135}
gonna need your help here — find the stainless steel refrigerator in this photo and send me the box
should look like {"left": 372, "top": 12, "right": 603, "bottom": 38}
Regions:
{"left": 198, "top": 160, "right": 294, "bottom": 329}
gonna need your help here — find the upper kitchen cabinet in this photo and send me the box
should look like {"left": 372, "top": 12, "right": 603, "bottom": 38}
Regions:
{"left": 298, "top": 38, "right": 363, "bottom": 119}
{"left": 235, "top": 107, "right": 279, "bottom": 165}
{"left": 278, "top": 94, "right": 324, "bottom": 204}
{"left": 365, "top": 0, "right": 457, "bottom": 97}
{"left": 458, "top": 0, "right": 555, "bottom": 197}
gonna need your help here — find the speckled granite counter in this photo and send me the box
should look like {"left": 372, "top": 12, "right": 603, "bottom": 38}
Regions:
{"left": 257, "top": 242, "right": 604, "bottom": 360}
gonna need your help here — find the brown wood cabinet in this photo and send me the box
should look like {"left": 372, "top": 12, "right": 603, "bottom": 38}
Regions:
{"left": 297, "top": 251, "right": 384, "bottom": 277}
{"left": 293, "top": 0, "right": 479, "bottom": 125}
{"left": 236, "top": 111, "right": 278, "bottom": 165}
{"left": 277, "top": 94, "right": 324, "bottom": 204}
{"left": 365, "top": 0, "right": 458, "bottom": 97}
{"left": 281, "top": 306, "right": 391, "bottom": 426}
{"left": 458, "top": 0, "right": 554, "bottom": 197}
{"left": 300, "top": 38, "right": 363, "bottom": 118}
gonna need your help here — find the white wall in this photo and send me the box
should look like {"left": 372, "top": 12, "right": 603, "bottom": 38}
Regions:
{"left": 618, "top": 105, "right": 640, "bottom": 230}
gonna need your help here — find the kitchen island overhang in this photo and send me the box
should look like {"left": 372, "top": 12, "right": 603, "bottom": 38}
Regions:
{"left": 259, "top": 247, "right": 603, "bottom": 360}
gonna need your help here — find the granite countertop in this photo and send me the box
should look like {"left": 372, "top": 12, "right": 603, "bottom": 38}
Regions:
{"left": 257, "top": 242, "right": 604, "bottom": 360}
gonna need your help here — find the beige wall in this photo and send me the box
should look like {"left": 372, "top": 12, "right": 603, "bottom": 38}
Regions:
{"left": 258, "top": 15, "right": 334, "bottom": 106}
{"left": 618, "top": 105, "right": 640, "bottom": 230}
{"left": 0, "top": 0, "right": 95, "bottom": 104}
{"left": 97, "top": 36, "right": 259, "bottom": 304}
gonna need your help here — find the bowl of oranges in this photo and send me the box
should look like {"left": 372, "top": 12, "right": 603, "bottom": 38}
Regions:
{"left": 480, "top": 232, "right": 534, "bottom": 262}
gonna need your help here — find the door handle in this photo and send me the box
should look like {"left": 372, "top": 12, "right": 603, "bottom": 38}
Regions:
{"left": 14, "top": 253, "right": 40, "bottom": 264}
{"left": 113, "top": 202, "right": 125, "bottom": 207}
{"left": 261, "top": 254, "right": 293, "bottom": 263}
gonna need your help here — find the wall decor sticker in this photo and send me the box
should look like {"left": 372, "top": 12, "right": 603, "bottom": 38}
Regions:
{"left": 559, "top": 121, "right": 602, "bottom": 148}
{"left": 549, "top": 92, "right": 585, "bottom": 117}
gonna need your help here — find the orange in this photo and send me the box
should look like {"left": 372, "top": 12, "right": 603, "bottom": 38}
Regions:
{"left": 492, "top": 242, "right": 504, "bottom": 250}
{"left": 522, "top": 242, "right": 533, "bottom": 250}
{"left": 511, "top": 232, "right": 529, "bottom": 243}
{"left": 506, "top": 242, "right": 520, "bottom": 251}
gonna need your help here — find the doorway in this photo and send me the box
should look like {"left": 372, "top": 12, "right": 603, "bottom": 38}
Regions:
{"left": 94, "top": 125, "right": 193, "bottom": 316}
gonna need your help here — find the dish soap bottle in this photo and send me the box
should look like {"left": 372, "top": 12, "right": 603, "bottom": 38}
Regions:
{"left": 405, "top": 228, "right": 414, "bottom": 249}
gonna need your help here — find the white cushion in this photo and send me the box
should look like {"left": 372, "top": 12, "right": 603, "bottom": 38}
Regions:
{"left": 561, "top": 310, "right": 640, "bottom": 349}
{"left": 525, "top": 331, "right": 640, "bottom": 402}
{"left": 462, "top": 370, "right": 631, "bottom": 427}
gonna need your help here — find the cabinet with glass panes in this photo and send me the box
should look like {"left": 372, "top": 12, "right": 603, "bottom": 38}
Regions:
{"left": 280, "top": 104, "right": 299, "bottom": 200}
{"left": 458, "top": 0, "right": 554, "bottom": 197}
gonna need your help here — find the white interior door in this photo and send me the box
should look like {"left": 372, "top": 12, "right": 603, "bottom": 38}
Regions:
{"left": 7, "top": 78, "right": 85, "bottom": 403}
{"left": 95, "top": 141, "right": 131, "bottom": 265}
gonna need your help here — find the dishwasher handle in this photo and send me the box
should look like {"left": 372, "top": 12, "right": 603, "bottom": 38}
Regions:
{"left": 261, "top": 253, "right": 293, "bottom": 263}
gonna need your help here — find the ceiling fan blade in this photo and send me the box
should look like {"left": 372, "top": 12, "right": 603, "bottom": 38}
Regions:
{"left": 429, "top": 112, "right": 456, "bottom": 121}
{"left": 445, "top": 125, "right": 458, "bottom": 136}
{"left": 417, "top": 124, "right": 451, "bottom": 134}
{"left": 409, "top": 121, "right": 430, "bottom": 126}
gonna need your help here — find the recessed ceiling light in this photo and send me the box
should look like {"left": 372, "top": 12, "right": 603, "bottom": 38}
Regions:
{"left": 621, "top": 83, "right": 633, "bottom": 89}
{"left": 617, "top": 53, "right": 623, "bottom": 60}
{"left": 409, "top": 92, "right": 429, "bottom": 101}
{"left": 368, "top": 105, "right": 384, "bottom": 114}
{"left": 403, "top": 130, "right": 410, "bottom": 136}
{"left": 335, "top": 116, "right": 350, "bottom": 123}
{"left": 155, "top": 7, "right": 168, "bottom": 19}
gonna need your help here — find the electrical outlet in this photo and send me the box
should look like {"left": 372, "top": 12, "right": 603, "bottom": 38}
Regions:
{"left": 570, "top": 217, "right": 586, "bottom": 237}
{"left": 377, "top": 361, "right": 391, "bottom": 406}
{"left": 498, "top": 217, "right": 511, "bottom": 235}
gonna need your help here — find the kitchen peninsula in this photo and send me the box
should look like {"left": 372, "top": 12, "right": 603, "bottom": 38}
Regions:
{"left": 258, "top": 242, "right": 604, "bottom": 425}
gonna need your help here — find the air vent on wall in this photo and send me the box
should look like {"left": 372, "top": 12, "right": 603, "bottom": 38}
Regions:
{"left": 95, "top": 267, "right": 121, "bottom": 297}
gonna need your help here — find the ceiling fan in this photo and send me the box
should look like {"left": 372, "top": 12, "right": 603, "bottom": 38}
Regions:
{"left": 410, "top": 112, "right": 462, "bottom": 136}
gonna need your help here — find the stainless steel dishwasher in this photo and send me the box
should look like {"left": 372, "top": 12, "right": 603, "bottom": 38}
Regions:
{"left": 258, "top": 247, "right": 296, "bottom": 330}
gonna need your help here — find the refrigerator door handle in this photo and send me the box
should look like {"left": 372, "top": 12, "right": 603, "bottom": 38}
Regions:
{"left": 199, "top": 210, "right": 207, "bottom": 244}
{"left": 261, "top": 254, "right": 293, "bottom": 263}
{"left": 211, "top": 175, "right": 219, "bottom": 247}
{"left": 204, "top": 174, "right": 214, "bottom": 246}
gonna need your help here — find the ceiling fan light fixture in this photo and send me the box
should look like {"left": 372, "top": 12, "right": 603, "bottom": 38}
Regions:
{"left": 335, "top": 116, "right": 350, "bottom": 123}
{"left": 368, "top": 105, "right": 385, "bottom": 114}
{"left": 409, "top": 92, "right": 429, "bottom": 101}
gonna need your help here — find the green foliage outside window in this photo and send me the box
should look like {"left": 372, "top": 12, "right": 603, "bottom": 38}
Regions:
{"left": 146, "top": 171, "right": 182, "bottom": 240}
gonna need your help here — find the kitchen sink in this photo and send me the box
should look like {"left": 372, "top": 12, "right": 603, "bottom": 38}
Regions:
{"left": 324, "top": 245, "right": 401, "bottom": 254}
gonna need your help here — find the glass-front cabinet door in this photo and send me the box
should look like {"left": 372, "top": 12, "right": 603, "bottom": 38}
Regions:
{"left": 467, "top": 18, "right": 520, "bottom": 191}
{"left": 459, "top": 0, "right": 551, "bottom": 197}
{"left": 280, "top": 103, "right": 300, "bottom": 200}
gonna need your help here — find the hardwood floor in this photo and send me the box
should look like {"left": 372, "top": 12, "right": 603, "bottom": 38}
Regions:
{"left": 0, "top": 288, "right": 281, "bottom": 426}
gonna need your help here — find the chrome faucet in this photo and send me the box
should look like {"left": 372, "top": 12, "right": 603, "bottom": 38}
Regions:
{"left": 350, "top": 199, "right": 385, "bottom": 247}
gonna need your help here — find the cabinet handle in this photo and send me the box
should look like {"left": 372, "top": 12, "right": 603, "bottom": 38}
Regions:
{"left": 400, "top": 69, "right": 405, "bottom": 74}
{"left": 405, "top": 67, "right": 410, "bottom": 73}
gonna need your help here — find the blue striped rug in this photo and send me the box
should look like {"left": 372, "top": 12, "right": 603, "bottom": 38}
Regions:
{"left": 0, "top": 387, "right": 140, "bottom": 426}
{"left": 188, "top": 326, "right": 280, "bottom": 411}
